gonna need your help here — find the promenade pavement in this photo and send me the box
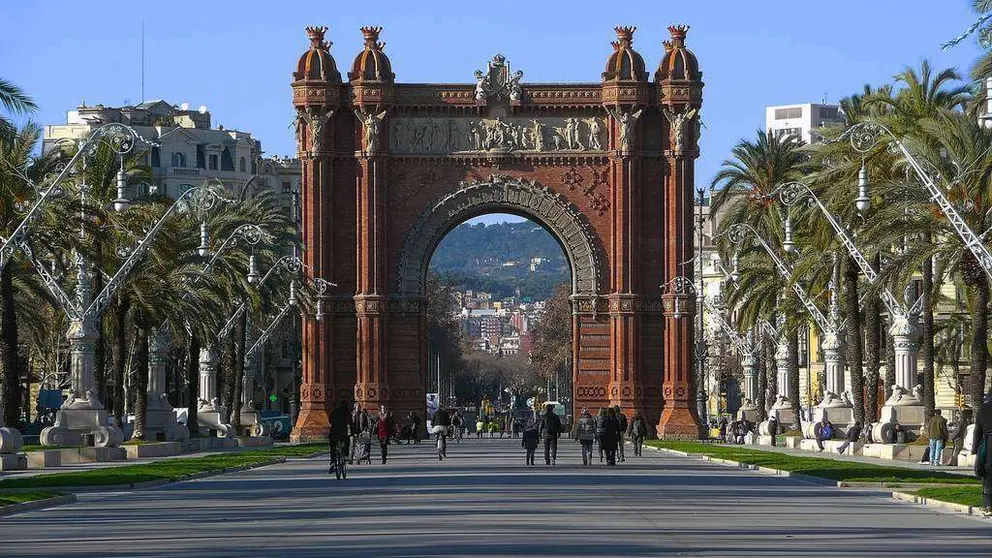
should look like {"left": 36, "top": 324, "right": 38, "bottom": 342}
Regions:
{"left": 2, "top": 437, "right": 990, "bottom": 557}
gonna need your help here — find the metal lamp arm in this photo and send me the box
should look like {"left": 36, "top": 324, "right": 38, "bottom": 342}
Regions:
{"left": 216, "top": 256, "right": 303, "bottom": 340}
{"left": 17, "top": 241, "right": 82, "bottom": 321}
{"left": 244, "top": 296, "right": 297, "bottom": 364}
{"left": 701, "top": 298, "right": 752, "bottom": 357}
{"left": 84, "top": 185, "right": 223, "bottom": 320}
{"left": 725, "top": 223, "right": 834, "bottom": 336}
{"left": 776, "top": 180, "right": 904, "bottom": 317}
{"left": 847, "top": 120, "right": 992, "bottom": 282}
{"left": 0, "top": 123, "right": 142, "bottom": 270}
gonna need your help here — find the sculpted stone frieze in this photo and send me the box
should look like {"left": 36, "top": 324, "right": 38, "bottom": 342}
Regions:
{"left": 388, "top": 116, "right": 606, "bottom": 155}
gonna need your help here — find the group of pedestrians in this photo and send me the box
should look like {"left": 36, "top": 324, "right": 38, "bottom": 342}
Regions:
{"left": 329, "top": 401, "right": 398, "bottom": 468}
{"left": 572, "top": 405, "right": 647, "bottom": 466}
{"left": 716, "top": 416, "right": 755, "bottom": 445}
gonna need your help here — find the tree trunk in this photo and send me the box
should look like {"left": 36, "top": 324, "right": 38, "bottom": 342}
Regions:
{"left": 864, "top": 287, "right": 881, "bottom": 423}
{"left": 0, "top": 263, "right": 20, "bottom": 427}
{"left": 922, "top": 253, "right": 936, "bottom": 422}
{"left": 92, "top": 242, "right": 106, "bottom": 405}
{"left": 885, "top": 315, "right": 896, "bottom": 395}
{"left": 843, "top": 257, "right": 865, "bottom": 425}
{"left": 222, "top": 337, "right": 236, "bottom": 424}
{"left": 131, "top": 314, "right": 150, "bottom": 440}
{"left": 969, "top": 280, "right": 990, "bottom": 407}
{"left": 112, "top": 297, "right": 129, "bottom": 429}
{"left": 231, "top": 312, "right": 247, "bottom": 432}
{"left": 756, "top": 333, "right": 768, "bottom": 421}
{"left": 186, "top": 333, "right": 200, "bottom": 437}
{"left": 788, "top": 326, "right": 801, "bottom": 430}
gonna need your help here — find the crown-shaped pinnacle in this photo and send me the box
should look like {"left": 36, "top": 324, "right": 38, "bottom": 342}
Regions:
{"left": 306, "top": 25, "right": 329, "bottom": 49}
{"left": 614, "top": 26, "right": 636, "bottom": 45}
{"left": 663, "top": 40, "right": 674, "bottom": 52}
{"left": 668, "top": 24, "right": 689, "bottom": 44}
{"left": 361, "top": 26, "right": 383, "bottom": 47}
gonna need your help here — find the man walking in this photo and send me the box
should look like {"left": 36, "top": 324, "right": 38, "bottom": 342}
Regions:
{"left": 613, "top": 405, "right": 628, "bottom": 463}
{"left": 575, "top": 407, "right": 596, "bottom": 465}
{"left": 628, "top": 411, "right": 647, "bottom": 457}
{"left": 927, "top": 409, "right": 948, "bottom": 466}
{"left": 539, "top": 403, "right": 562, "bottom": 466}
{"left": 350, "top": 402, "right": 370, "bottom": 464}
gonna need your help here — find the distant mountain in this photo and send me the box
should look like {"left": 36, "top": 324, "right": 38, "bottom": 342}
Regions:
{"left": 429, "top": 221, "right": 569, "bottom": 300}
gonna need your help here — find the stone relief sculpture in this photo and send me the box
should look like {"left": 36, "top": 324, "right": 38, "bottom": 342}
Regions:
{"left": 355, "top": 108, "right": 388, "bottom": 153}
{"left": 389, "top": 116, "right": 606, "bottom": 154}
{"left": 588, "top": 118, "right": 603, "bottom": 150}
{"left": 663, "top": 106, "right": 698, "bottom": 151}
{"left": 607, "top": 107, "right": 643, "bottom": 151}
{"left": 508, "top": 70, "right": 524, "bottom": 101}
{"left": 302, "top": 106, "right": 332, "bottom": 151}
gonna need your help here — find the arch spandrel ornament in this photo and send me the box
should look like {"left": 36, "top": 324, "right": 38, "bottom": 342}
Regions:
{"left": 395, "top": 175, "right": 605, "bottom": 298}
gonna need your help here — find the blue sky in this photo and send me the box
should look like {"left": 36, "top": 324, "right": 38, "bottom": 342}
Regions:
{"left": 1, "top": 1, "right": 984, "bottom": 227}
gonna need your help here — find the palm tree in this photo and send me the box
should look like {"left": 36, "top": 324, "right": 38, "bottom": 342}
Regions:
{"left": 0, "top": 122, "right": 64, "bottom": 427}
{"left": 713, "top": 130, "right": 806, "bottom": 427}
{"left": 0, "top": 78, "right": 37, "bottom": 139}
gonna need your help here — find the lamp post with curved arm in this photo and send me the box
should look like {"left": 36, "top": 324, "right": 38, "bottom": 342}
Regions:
{"left": 36, "top": 170, "right": 231, "bottom": 448}
{"left": 723, "top": 223, "right": 848, "bottom": 433}
{"left": 774, "top": 179, "right": 924, "bottom": 439}
{"left": 139, "top": 223, "right": 266, "bottom": 442}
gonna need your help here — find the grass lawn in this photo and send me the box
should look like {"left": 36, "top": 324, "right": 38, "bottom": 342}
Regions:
{"left": 0, "top": 443, "right": 326, "bottom": 490}
{"left": 647, "top": 440, "right": 979, "bottom": 485}
{"left": 0, "top": 491, "right": 63, "bottom": 506}
{"left": 915, "top": 486, "right": 985, "bottom": 508}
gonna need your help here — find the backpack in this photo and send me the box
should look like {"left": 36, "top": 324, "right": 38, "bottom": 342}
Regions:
{"left": 577, "top": 417, "right": 596, "bottom": 441}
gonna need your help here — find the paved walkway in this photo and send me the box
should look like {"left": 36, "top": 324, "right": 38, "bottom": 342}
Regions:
{"left": 2, "top": 438, "right": 990, "bottom": 557}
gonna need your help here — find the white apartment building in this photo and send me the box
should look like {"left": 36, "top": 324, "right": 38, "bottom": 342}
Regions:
{"left": 765, "top": 103, "right": 845, "bottom": 145}
{"left": 44, "top": 100, "right": 300, "bottom": 216}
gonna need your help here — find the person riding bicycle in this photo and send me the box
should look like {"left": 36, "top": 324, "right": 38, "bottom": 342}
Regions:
{"left": 433, "top": 408, "right": 452, "bottom": 460}
{"left": 328, "top": 401, "right": 353, "bottom": 474}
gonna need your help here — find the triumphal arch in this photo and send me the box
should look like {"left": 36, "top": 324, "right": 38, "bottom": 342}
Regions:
{"left": 289, "top": 24, "right": 704, "bottom": 440}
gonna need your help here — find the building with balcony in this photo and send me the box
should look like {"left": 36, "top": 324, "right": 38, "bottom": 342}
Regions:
{"left": 765, "top": 103, "right": 846, "bottom": 145}
{"left": 43, "top": 100, "right": 300, "bottom": 213}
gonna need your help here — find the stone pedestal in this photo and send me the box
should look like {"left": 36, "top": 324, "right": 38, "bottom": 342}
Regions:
{"left": 142, "top": 329, "right": 188, "bottom": 442}
{"left": 196, "top": 402, "right": 234, "bottom": 438}
{"left": 871, "top": 396, "right": 925, "bottom": 443}
{"left": 26, "top": 450, "right": 61, "bottom": 469}
{"left": 0, "top": 424, "right": 24, "bottom": 453}
{"left": 238, "top": 408, "right": 269, "bottom": 438}
{"left": 41, "top": 407, "right": 124, "bottom": 448}
{"left": 0, "top": 453, "right": 26, "bottom": 471}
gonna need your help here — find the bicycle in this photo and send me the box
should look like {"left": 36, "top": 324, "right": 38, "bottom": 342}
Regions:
{"left": 329, "top": 437, "right": 349, "bottom": 479}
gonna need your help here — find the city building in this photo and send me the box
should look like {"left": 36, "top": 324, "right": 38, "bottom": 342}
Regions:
{"left": 44, "top": 100, "right": 300, "bottom": 213}
{"left": 765, "top": 103, "right": 845, "bottom": 145}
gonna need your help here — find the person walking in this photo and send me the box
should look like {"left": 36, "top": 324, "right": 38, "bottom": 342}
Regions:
{"left": 718, "top": 417, "right": 728, "bottom": 443}
{"left": 927, "top": 409, "right": 949, "bottom": 466}
{"left": 613, "top": 405, "right": 628, "bottom": 463}
{"left": 539, "top": 403, "right": 563, "bottom": 466}
{"left": 432, "top": 407, "right": 451, "bottom": 460}
{"left": 521, "top": 419, "right": 539, "bottom": 465}
{"left": 411, "top": 412, "right": 422, "bottom": 445}
{"left": 328, "top": 401, "right": 353, "bottom": 475}
{"left": 575, "top": 407, "right": 596, "bottom": 465}
{"left": 601, "top": 408, "right": 620, "bottom": 466}
{"left": 349, "top": 403, "right": 371, "bottom": 464}
{"left": 596, "top": 408, "right": 608, "bottom": 462}
{"left": 837, "top": 421, "right": 861, "bottom": 455}
{"left": 376, "top": 406, "right": 394, "bottom": 465}
{"left": 971, "top": 394, "right": 992, "bottom": 517}
{"left": 476, "top": 417, "right": 485, "bottom": 438}
{"left": 628, "top": 411, "right": 647, "bottom": 457}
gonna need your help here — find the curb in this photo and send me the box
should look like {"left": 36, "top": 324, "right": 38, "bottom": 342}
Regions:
{"left": 890, "top": 490, "right": 990, "bottom": 518}
{"left": 0, "top": 494, "right": 77, "bottom": 517}
{"left": 0, "top": 457, "right": 287, "bottom": 494}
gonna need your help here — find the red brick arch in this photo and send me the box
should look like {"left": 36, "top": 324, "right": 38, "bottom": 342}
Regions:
{"left": 289, "top": 24, "right": 704, "bottom": 440}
